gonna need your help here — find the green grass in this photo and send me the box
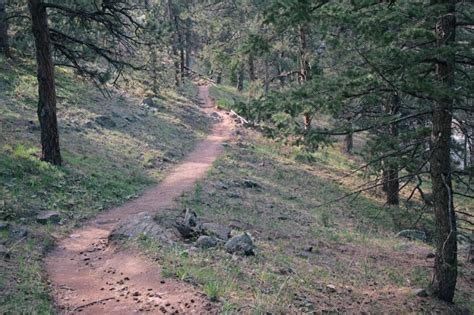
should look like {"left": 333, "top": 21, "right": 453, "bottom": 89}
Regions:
{"left": 0, "top": 58, "right": 212, "bottom": 313}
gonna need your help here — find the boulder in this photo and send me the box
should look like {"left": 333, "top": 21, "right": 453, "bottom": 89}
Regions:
{"left": 195, "top": 236, "right": 219, "bottom": 249}
{"left": 200, "top": 222, "right": 231, "bottom": 241}
{"left": 395, "top": 230, "right": 427, "bottom": 242}
{"left": 109, "top": 213, "right": 175, "bottom": 245}
{"left": 224, "top": 233, "right": 255, "bottom": 256}
{"left": 36, "top": 211, "right": 61, "bottom": 224}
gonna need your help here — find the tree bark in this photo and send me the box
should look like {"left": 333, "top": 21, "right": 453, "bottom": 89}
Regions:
{"left": 167, "top": 0, "right": 180, "bottom": 86}
{"left": 384, "top": 93, "right": 400, "bottom": 206}
{"left": 237, "top": 63, "right": 244, "bottom": 91}
{"left": 429, "top": 0, "right": 457, "bottom": 302}
{"left": 298, "top": 26, "right": 309, "bottom": 83}
{"left": 264, "top": 59, "right": 269, "bottom": 96}
{"left": 0, "top": 0, "right": 10, "bottom": 57}
{"left": 248, "top": 53, "right": 256, "bottom": 82}
{"left": 28, "top": 0, "right": 61, "bottom": 165}
{"left": 343, "top": 117, "right": 353, "bottom": 155}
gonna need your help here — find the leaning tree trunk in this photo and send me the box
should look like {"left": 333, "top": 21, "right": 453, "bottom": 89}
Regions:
{"left": 28, "top": 0, "right": 61, "bottom": 165}
{"left": 0, "top": 0, "right": 10, "bottom": 57}
{"left": 429, "top": 0, "right": 457, "bottom": 303}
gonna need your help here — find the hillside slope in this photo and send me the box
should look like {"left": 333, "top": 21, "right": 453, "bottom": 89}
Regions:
{"left": 0, "top": 59, "right": 212, "bottom": 313}
{"left": 127, "top": 85, "right": 473, "bottom": 314}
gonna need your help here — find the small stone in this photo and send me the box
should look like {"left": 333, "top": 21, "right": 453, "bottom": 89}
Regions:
{"left": 200, "top": 222, "right": 231, "bottom": 241}
{"left": 242, "top": 179, "right": 260, "bottom": 189}
{"left": 224, "top": 233, "right": 255, "bottom": 256}
{"left": 195, "top": 236, "right": 219, "bottom": 249}
{"left": 412, "top": 288, "right": 428, "bottom": 297}
{"left": 395, "top": 229, "right": 427, "bottom": 242}
{"left": 0, "top": 244, "right": 10, "bottom": 259}
{"left": 9, "top": 227, "right": 27, "bottom": 240}
{"left": 426, "top": 253, "right": 435, "bottom": 259}
{"left": 326, "top": 284, "right": 337, "bottom": 293}
{"left": 95, "top": 115, "right": 116, "bottom": 128}
{"left": 36, "top": 211, "right": 61, "bottom": 224}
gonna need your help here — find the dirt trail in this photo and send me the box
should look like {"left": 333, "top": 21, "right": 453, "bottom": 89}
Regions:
{"left": 45, "top": 86, "right": 232, "bottom": 314}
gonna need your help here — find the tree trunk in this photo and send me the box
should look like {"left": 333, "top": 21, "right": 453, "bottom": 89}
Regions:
{"left": 344, "top": 133, "right": 353, "bottom": 154}
{"left": 237, "top": 63, "right": 244, "bottom": 91}
{"left": 303, "top": 113, "right": 312, "bottom": 131}
{"left": 298, "top": 26, "right": 309, "bottom": 83}
{"left": 248, "top": 53, "right": 256, "bottom": 82}
{"left": 167, "top": 0, "right": 180, "bottom": 86}
{"left": 28, "top": 0, "right": 61, "bottom": 165}
{"left": 429, "top": 0, "right": 457, "bottom": 302}
{"left": 264, "top": 59, "right": 269, "bottom": 96}
{"left": 216, "top": 70, "right": 222, "bottom": 84}
{"left": 0, "top": 0, "right": 10, "bottom": 57}
{"left": 385, "top": 93, "right": 400, "bottom": 206}
{"left": 180, "top": 44, "right": 185, "bottom": 80}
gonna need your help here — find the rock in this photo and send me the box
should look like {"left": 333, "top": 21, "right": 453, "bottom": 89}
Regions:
{"left": 227, "top": 192, "right": 241, "bottom": 199}
{"left": 109, "top": 213, "right": 175, "bottom": 245}
{"left": 95, "top": 115, "right": 116, "bottom": 128}
{"left": 412, "top": 288, "right": 428, "bottom": 297}
{"left": 426, "top": 253, "right": 435, "bottom": 259}
{"left": 242, "top": 179, "right": 260, "bottom": 189}
{"left": 0, "top": 244, "right": 9, "bottom": 259}
{"left": 173, "top": 222, "right": 198, "bottom": 239}
{"left": 395, "top": 229, "right": 427, "bottom": 242}
{"left": 213, "top": 181, "right": 229, "bottom": 190}
{"left": 183, "top": 209, "right": 198, "bottom": 227}
{"left": 9, "top": 227, "right": 27, "bottom": 240}
{"left": 200, "top": 223, "right": 231, "bottom": 241}
{"left": 224, "top": 233, "right": 255, "bottom": 256}
{"left": 83, "top": 120, "right": 95, "bottom": 129}
{"left": 195, "top": 236, "right": 219, "bottom": 249}
{"left": 142, "top": 97, "right": 156, "bottom": 107}
{"left": 36, "top": 211, "right": 61, "bottom": 224}
{"left": 297, "top": 251, "right": 311, "bottom": 259}
{"left": 326, "top": 284, "right": 337, "bottom": 293}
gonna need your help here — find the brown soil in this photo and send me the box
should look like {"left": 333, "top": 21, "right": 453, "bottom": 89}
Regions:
{"left": 44, "top": 86, "right": 232, "bottom": 314}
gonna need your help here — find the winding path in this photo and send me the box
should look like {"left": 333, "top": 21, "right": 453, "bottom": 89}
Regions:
{"left": 45, "top": 86, "right": 232, "bottom": 314}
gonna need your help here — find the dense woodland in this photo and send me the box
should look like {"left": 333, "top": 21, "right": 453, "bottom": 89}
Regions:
{"left": 0, "top": 0, "right": 473, "bottom": 313}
